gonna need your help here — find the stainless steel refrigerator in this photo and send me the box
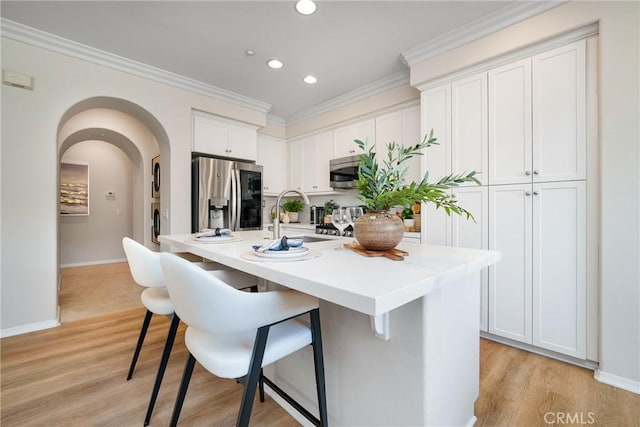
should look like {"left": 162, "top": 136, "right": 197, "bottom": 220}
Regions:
{"left": 192, "top": 156, "right": 263, "bottom": 232}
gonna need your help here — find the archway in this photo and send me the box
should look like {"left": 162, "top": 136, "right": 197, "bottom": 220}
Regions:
{"left": 56, "top": 97, "right": 171, "bottom": 320}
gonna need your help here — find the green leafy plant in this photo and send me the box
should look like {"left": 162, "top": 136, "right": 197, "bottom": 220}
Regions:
{"left": 400, "top": 207, "right": 414, "bottom": 219}
{"left": 323, "top": 199, "right": 339, "bottom": 213}
{"left": 283, "top": 198, "right": 304, "bottom": 212}
{"left": 355, "top": 129, "right": 481, "bottom": 220}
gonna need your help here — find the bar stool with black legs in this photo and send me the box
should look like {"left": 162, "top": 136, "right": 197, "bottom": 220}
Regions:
{"left": 122, "top": 238, "right": 259, "bottom": 426}
{"left": 159, "top": 252, "right": 328, "bottom": 427}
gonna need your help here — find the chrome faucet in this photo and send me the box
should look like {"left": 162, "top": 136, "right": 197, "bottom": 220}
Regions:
{"left": 273, "top": 189, "right": 310, "bottom": 239}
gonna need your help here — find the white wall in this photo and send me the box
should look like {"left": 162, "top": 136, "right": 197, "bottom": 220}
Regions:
{"left": 60, "top": 141, "right": 133, "bottom": 266}
{"left": 410, "top": 1, "right": 639, "bottom": 390}
{"left": 0, "top": 36, "right": 267, "bottom": 335}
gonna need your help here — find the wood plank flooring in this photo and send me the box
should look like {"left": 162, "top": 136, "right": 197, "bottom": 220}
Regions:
{"left": 2, "top": 263, "right": 639, "bottom": 426}
{"left": 1, "top": 308, "right": 299, "bottom": 427}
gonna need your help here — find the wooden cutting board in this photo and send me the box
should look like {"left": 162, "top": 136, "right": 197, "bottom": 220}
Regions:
{"left": 344, "top": 243, "right": 409, "bottom": 261}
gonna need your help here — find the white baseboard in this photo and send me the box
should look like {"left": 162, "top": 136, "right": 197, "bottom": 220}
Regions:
{"left": 60, "top": 258, "right": 127, "bottom": 268}
{"left": 263, "top": 383, "right": 314, "bottom": 427}
{"left": 595, "top": 369, "right": 640, "bottom": 394}
{"left": 1, "top": 318, "right": 59, "bottom": 338}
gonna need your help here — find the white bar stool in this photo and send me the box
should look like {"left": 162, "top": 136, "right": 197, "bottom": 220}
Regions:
{"left": 122, "top": 238, "right": 258, "bottom": 426}
{"left": 159, "top": 252, "right": 328, "bottom": 427}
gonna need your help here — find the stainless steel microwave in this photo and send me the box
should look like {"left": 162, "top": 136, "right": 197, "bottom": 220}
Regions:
{"left": 329, "top": 155, "right": 360, "bottom": 189}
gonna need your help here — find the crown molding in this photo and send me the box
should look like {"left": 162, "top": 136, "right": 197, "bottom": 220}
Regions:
{"left": 286, "top": 69, "right": 410, "bottom": 125}
{"left": 0, "top": 18, "right": 272, "bottom": 114}
{"left": 401, "top": 1, "right": 566, "bottom": 67}
{"left": 266, "top": 114, "right": 286, "bottom": 127}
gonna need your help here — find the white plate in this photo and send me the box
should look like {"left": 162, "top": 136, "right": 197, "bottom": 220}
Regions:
{"left": 190, "top": 234, "right": 235, "bottom": 243}
{"left": 254, "top": 247, "right": 309, "bottom": 258}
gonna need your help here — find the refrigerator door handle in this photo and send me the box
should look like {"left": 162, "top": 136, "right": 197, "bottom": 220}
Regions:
{"left": 230, "top": 169, "right": 237, "bottom": 231}
{"left": 235, "top": 169, "right": 242, "bottom": 230}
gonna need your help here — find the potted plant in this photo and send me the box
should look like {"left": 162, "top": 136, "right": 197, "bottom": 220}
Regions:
{"left": 400, "top": 207, "right": 415, "bottom": 231}
{"left": 323, "top": 199, "right": 339, "bottom": 224}
{"left": 354, "top": 130, "right": 480, "bottom": 250}
{"left": 282, "top": 198, "right": 304, "bottom": 223}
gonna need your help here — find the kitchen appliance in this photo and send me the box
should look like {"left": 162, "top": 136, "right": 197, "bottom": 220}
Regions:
{"left": 329, "top": 155, "right": 360, "bottom": 189}
{"left": 151, "top": 155, "right": 161, "bottom": 198}
{"left": 192, "top": 156, "right": 263, "bottom": 233}
{"left": 151, "top": 202, "right": 161, "bottom": 244}
{"left": 310, "top": 205, "right": 325, "bottom": 225}
{"left": 315, "top": 223, "right": 353, "bottom": 237}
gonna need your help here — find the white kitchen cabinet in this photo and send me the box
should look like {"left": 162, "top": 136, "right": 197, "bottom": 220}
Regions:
{"left": 489, "top": 181, "right": 586, "bottom": 358}
{"left": 452, "top": 72, "right": 488, "bottom": 185}
{"left": 289, "top": 131, "right": 333, "bottom": 194}
{"left": 193, "top": 111, "right": 258, "bottom": 161}
{"left": 532, "top": 40, "right": 586, "bottom": 183}
{"left": 257, "top": 135, "right": 287, "bottom": 196}
{"left": 333, "top": 119, "right": 374, "bottom": 159}
{"left": 532, "top": 181, "right": 586, "bottom": 358}
{"left": 488, "top": 40, "right": 586, "bottom": 185}
{"left": 488, "top": 184, "right": 532, "bottom": 343}
{"left": 451, "top": 186, "right": 489, "bottom": 331}
{"left": 374, "top": 106, "right": 422, "bottom": 185}
{"left": 488, "top": 59, "right": 532, "bottom": 185}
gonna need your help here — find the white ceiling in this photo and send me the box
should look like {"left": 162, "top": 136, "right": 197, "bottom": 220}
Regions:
{"left": 1, "top": 1, "right": 553, "bottom": 122}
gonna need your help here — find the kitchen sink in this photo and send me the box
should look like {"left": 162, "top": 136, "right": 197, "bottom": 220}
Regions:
{"left": 287, "top": 235, "right": 334, "bottom": 243}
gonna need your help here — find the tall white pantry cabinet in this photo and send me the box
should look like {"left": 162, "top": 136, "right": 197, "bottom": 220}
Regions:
{"left": 421, "top": 39, "right": 592, "bottom": 360}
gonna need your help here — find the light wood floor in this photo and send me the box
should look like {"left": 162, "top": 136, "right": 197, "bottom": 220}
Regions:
{"left": 2, "top": 263, "right": 639, "bottom": 426}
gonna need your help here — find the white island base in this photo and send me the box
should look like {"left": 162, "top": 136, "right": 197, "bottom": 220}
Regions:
{"left": 265, "top": 272, "right": 481, "bottom": 426}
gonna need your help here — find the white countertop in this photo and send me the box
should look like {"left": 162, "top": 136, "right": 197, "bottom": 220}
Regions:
{"left": 159, "top": 230, "right": 499, "bottom": 317}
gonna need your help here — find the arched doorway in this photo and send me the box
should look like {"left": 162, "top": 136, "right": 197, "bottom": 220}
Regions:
{"left": 56, "top": 97, "right": 171, "bottom": 321}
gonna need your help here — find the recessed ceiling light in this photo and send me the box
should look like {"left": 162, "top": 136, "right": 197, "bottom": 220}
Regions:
{"left": 245, "top": 49, "right": 255, "bottom": 56}
{"left": 303, "top": 75, "right": 318, "bottom": 84}
{"left": 267, "top": 59, "right": 284, "bottom": 69}
{"left": 295, "top": 0, "right": 316, "bottom": 15}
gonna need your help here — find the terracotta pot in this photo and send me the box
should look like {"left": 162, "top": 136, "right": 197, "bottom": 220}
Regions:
{"left": 354, "top": 210, "right": 404, "bottom": 251}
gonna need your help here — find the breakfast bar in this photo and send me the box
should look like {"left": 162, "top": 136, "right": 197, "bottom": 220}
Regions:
{"left": 160, "top": 231, "right": 500, "bottom": 426}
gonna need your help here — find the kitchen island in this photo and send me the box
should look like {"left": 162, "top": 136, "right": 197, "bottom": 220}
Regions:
{"left": 160, "top": 231, "right": 499, "bottom": 426}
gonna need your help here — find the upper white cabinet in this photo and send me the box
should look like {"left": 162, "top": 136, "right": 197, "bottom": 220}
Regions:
{"left": 488, "top": 40, "right": 586, "bottom": 185}
{"left": 257, "top": 135, "right": 287, "bottom": 196}
{"left": 375, "top": 106, "right": 422, "bottom": 185}
{"left": 333, "top": 119, "right": 374, "bottom": 159}
{"left": 488, "top": 59, "right": 532, "bottom": 185}
{"left": 452, "top": 73, "right": 488, "bottom": 184}
{"left": 532, "top": 41, "right": 586, "bottom": 183}
{"left": 193, "top": 111, "right": 258, "bottom": 161}
{"left": 289, "top": 131, "right": 333, "bottom": 194}
{"left": 421, "top": 84, "right": 451, "bottom": 181}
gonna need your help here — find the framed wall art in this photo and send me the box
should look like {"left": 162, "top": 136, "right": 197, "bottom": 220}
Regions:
{"left": 60, "top": 162, "right": 89, "bottom": 215}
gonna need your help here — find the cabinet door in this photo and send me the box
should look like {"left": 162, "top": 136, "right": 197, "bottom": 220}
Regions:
{"left": 257, "top": 135, "right": 287, "bottom": 195}
{"left": 375, "top": 111, "right": 402, "bottom": 163}
{"left": 193, "top": 113, "right": 228, "bottom": 157}
{"left": 402, "top": 106, "right": 422, "bottom": 185}
{"left": 315, "top": 131, "right": 334, "bottom": 192}
{"left": 452, "top": 186, "right": 489, "bottom": 331}
{"left": 488, "top": 184, "right": 532, "bottom": 343}
{"left": 333, "top": 119, "right": 374, "bottom": 159}
{"left": 228, "top": 125, "right": 257, "bottom": 161}
{"left": 488, "top": 59, "right": 532, "bottom": 185}
{"left": 452, "top": 72, "right": 488, "bottom": 186}
{"left": 532, "top": 181, "right": 586, "bottom": 358}
{"left": 421, "top": 85, "right": 451, "bottom": 245}
{"left": 300, "top": 136, "right": 318, "bottom": 193}
{"left": 289, "top": 139, "right": 304, "bottom": 192}
{"left": 533, "top": 40, "right": 586, "bottom": 182}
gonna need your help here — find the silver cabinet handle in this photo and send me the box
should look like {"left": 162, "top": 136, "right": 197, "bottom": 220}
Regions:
{"left": 533, "top": 170, "right": 539, "bottom": 175}
{"left": 533, "top": 191, "right": 539, "bottom": 195}
{"left": 525, "top": 171, "right": 531, "bottom": 176}
{"left": 525, "top": 191, "right": 532, "bottom": 196}
{"left": 313, "top": 185, "right": 318, "bottom": 189}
